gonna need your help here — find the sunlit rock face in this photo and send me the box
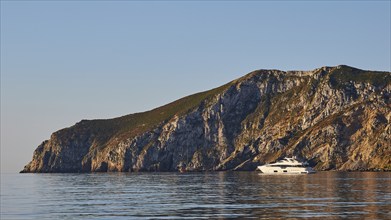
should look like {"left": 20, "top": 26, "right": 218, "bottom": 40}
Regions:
{"left": 21, "top": 65, "right": 391, "bottom": 173}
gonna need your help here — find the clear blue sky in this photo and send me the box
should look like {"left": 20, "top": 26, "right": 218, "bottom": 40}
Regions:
{"left": 1, "top": 1, "right": 390, "bottom": 172}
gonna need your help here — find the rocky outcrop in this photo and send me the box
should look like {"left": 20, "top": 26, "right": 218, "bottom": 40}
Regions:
{"left": 21, "top": 65, "right": 391, "bottom": 173}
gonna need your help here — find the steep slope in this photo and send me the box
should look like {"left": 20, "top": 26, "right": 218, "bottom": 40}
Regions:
{"left": 21, "top": 65, "right": 391, "bottom": 172}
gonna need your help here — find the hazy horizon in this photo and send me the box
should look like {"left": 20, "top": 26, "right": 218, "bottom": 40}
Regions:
{"left": 1, "top": 1, "right": 390, "bottom": 172}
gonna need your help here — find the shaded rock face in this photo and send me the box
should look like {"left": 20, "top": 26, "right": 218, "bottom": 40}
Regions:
{"left": 21, "top": 65, "right": 391, "bottom": 173}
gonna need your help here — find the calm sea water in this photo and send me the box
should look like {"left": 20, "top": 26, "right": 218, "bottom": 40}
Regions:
{"left": 1, "top": 172, "right": 390, "bottom": 219}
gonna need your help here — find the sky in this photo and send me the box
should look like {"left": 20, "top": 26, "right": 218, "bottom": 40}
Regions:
{"left": 1, "top": 1, "right": 390, "bottom": 173}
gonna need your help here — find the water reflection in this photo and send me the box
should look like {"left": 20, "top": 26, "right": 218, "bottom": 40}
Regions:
{"left": 1, "top": 172, "right": 390, "bottom": 219}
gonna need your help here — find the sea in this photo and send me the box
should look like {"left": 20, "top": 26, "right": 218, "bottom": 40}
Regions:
{"left": 1, "top": 172, "right": 390, "bottom": 219}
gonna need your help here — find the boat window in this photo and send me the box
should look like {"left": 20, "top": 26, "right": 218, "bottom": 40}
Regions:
{"left": 293, "top": 165, "right": 304, "bottom": 167}
{"left": 283, "top": 170, "right": 287, "bottom": 172}
{"left": 271, "top": 165, "right": 287, "bottom": 168}
{"left": 274, "top": 170, "right": 278, "bottom": 173}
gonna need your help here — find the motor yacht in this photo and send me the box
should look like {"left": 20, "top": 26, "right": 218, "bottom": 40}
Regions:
{"left": 257, "top": 157, "right": 315, "bottom": 174}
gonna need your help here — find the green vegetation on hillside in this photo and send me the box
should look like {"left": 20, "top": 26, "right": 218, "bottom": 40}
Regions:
{"left": 116, "top": 81, "right": 232, "bottom": 136}
{"left": 56, "top": 65, "right": 391, "bottom": 148}
{"left": 329, "top": 65, "right": 391, "bottom": 89}
{"left": 63, "top": 81, "right": 233, "bottom": 147}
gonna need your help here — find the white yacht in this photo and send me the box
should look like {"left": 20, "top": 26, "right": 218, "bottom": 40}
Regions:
{"left": 257, "top": 157, "right": 315, "bottom": 174}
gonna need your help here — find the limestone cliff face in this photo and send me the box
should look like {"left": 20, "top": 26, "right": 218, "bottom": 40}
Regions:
{"left": 21, "top": 65, "right": 391, "bottom": 173}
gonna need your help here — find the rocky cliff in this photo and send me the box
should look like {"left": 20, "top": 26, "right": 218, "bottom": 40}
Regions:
{"left": 21, "top": 65, "right": 391, "bottom": 173}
